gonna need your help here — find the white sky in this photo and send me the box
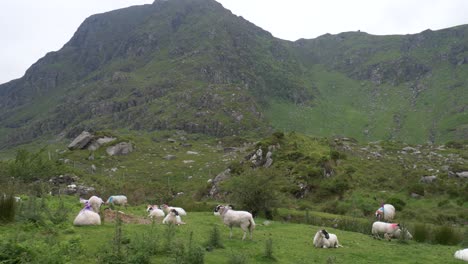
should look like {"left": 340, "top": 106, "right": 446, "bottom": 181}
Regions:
{"left": 1, "top": 0, "right": 468, "bottom": 84}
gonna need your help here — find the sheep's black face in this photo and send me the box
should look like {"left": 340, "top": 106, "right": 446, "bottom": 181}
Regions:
{"left": 171, "top": 209, "right": 179, "bottom": 216}
{"left": 214, "top": 205, "right": 222, "bottom": 213}
{"left": 321, "top": 230, "right": 330, "bottom": 239}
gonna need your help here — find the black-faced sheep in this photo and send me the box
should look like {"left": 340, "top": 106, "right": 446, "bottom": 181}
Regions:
{"left": 313, "top": 229, "right": 342, "bottom": 248}
{"left": 147, "top": 204, "right": 165, "bottom": 220}
{"left": 162, "top": 209, "right": 185, "bottom": 225}
{"left": 214, "top": 205, "right": 255, "bottom": 240}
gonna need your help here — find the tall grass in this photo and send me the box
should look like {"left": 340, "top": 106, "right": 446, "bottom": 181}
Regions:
{"left": 0, "top": 195, "right": 16, "bottom": 223}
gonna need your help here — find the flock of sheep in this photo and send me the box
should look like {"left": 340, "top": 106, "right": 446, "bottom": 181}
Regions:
{"left": 72, "top": 197, "right": 468, "bottom": 261}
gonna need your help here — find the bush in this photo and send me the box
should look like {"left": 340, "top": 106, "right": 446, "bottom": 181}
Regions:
{"left": 386, "top": 197, "right": 406, "bottom": 211}
{"left": 8, "top": 148, "right": 67, "bottom": 182}
{"left": 412, "top": 224, "right": 430, "bottom": 243}
{"left": 433, "top": 225, "right": 462, "bottom": 245}
{"left": 205, "top": 224, "right": 224, "bottom": 250}
{"left": 264, "top": 237, "right": 275, "bottom": 261}
{"left": 223, "top": 168, "right": 284, "bottom": 219}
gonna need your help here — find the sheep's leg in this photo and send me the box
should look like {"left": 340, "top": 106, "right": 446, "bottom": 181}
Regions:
{"left": 229, "top": 226, "right": 233, "bottom": 239}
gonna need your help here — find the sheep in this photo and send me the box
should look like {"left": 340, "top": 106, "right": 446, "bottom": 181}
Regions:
{"left": 162, "top": 209, "right": 185, "bottom": 225}
{"left": 73, "top": 203, "right": 101, "bottom": 226}
{"left": 372, "top": 221, "right": 402, "bottom": 240}
{"left": 454, "top": 249, "right": 468, "bottom": 261}
{"left": 161, "top": 204, "right": 187, "bottom": 216}
{"left": 146, "top": 204, "right": 165, "bottom": 220}
{"left": 375, "top": 204, "right": 395, "bottom": 222}
{"left": 88, "top": 195, "right": 104, "bottom": 213}
{"left": 214, "top": 204, "right": 255, "bottom": 240}
{"left": 313, "top": 229, "right": 343, "bottom": 248}
{"left": 106, "top": 195, "right": 128, "bottom": 206}
{"left": 391, "top": 228, "right": 413, "bottom": 240}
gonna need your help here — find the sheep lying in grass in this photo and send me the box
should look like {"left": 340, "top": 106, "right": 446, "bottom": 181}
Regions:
{"left": 106, "top": 195, "right": 128, "bottom": 206}
{"left": 375, "top": 204, "right": 395, "bottom": 222}
{"left": 313, "top": 229, "right": 343, "bottom": 248}
{"left": 162, "top": 209, "right": 185, "bottom": 225}
{"left": 88, "top": 196, "right": 104, "bottom": 213}
{"left": 454, "top": 249, "right": 468, "bottom": 261}
{"left": 214, "top": 204, "right": 255, "bottom": 240}
{"left": 161, "top": 204, "right": 186, "bottom": 216}
{"left": 146, "top": 204, "right": 165, "bottom": 220}
{"left": 73, "top": 203, "right": 101, "bottom": 226}
{"left": 372, "top": 221, "right": 410, "bottom": 240}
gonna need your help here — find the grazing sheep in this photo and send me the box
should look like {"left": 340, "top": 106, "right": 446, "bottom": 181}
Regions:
{"left": 372, "top": 221, "right": 402, "bottom": 240}
{"left": 455, "top": 249, "right": 468, "bottom": 261}
{"left": 73, "top": 203, "right": 101, "bottom": 226}
{"left": 391, "top": 228, "right": 413, "bottom": 240}
{"left": 214, "top": 204, "right": 255, "bottom": 240}
{"left": 313, "top": 229, "right": 342, "bottom": 248}
{"left": 162, "top": 209, "right": 185, "bottom": 225}
{"left": 375, "top": 204, "right": 396, "bottom": 222}
{"left": 106, "top": 195, "right": 128, "bottom": 206}
{"left": 88, "top": 196, "right": 104, "bottom": 213}
{"left": 161, "top": 204, "right": 187, "bottom": 216}
{"left": 146, "top": 204, "right": 165, "bottom": 220}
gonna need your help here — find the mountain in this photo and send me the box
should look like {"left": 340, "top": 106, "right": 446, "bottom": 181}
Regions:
{"left": 0, "top": 0, "right": 467, "bottom": 148}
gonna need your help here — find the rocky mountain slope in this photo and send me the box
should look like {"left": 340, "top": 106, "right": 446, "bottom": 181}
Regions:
{"left": 0, "top": 0, "right": 467, "bottom": 148}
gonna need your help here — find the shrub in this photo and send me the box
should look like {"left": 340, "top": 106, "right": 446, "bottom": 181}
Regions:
{"left": 386, "top": 197, "right": 406, "bottom": 211}
{"left": 412, "top": 224, "right": 430, "bottom": 243}
{"left": 205, "top": 224, "right": 224, "bottom": 250}
{"left": 228, "top": 251, "right": 248, "bottom": 264}
{"left": 223, "top": 168, "right": 284, "bottom": 219}
{"left": 433, "top": 225, "right": 462, "bottom": 245}
{"left": 264, "top": 236, "right": 275, "bottom": 261}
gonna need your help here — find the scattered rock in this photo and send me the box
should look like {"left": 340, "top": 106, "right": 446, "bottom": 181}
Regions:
{"left": 68, "top": 131, "right": 93, "bottom": 150}
{"left": 164, "top": 155, "right": 177, "bottom": 160}
{"left": 106, "top": 142, "right": 133, "bottom": 156}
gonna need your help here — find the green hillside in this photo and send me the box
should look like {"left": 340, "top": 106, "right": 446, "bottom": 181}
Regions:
{"left": 0, "top": 0, "right": 467, "bottom": 148}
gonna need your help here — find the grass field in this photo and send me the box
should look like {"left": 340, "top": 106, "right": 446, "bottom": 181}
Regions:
{"left": 0, "top": 196, "right": 465, "bottom": 264}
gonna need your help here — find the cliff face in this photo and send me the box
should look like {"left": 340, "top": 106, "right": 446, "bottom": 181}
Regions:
{"left": 0, "top": 0, "right": 467, "bottom": 148}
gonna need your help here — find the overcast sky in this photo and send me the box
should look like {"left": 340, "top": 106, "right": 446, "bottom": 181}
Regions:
{"left": 1, "top": 0, "right": 468, "bottom": 84}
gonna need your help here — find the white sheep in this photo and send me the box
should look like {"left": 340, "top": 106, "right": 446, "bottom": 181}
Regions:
{"left": 161, "top": 204, "right": 187, "bottom": 216}
{"left": 162, "top": 209, "right": 185, "bottom": 225}
{"left": 147, "top": 204, "right": 165, "bottom": 220}
{"left": 106, "top": 195, "right": 128, "bottom": 206}
{"left": 88, "top": 195, "right": 104, "bottom": 213}
{"left": 454, "top": 248, "right": 468, "bottom": 261}
{"left": 372, "top": 221, "right": 402, "bottom": 240}
{"left": 214, "top": 204, "right": 255, "bottom": 240}
{"left": 391, "top": 227, "right": 413, "bottom": 240}
{"left": 313, "top": 229, "right": 343, "bottom": 248}
{"left": 73, "top": 203, "right": 101, "bottom": 226}
{"left": 375, "top": 204, "right": 395, "bottom": 222}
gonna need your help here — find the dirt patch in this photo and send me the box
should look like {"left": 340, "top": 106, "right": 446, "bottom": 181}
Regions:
{"left": 103, "top": 209, "right": 152, "bottom": 224}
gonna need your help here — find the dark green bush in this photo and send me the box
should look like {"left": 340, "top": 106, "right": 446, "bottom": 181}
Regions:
{"left": 0, "top": 195, "right": 16, "bottom": 223}
{"left": 433, "top": 225, "right": 462, "bottom": 245}
{"left": 412, "top": 224, "right": 430, "bottom": 243}
{"left": 386, "top": 197, "right": 406, "bottom": 211}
